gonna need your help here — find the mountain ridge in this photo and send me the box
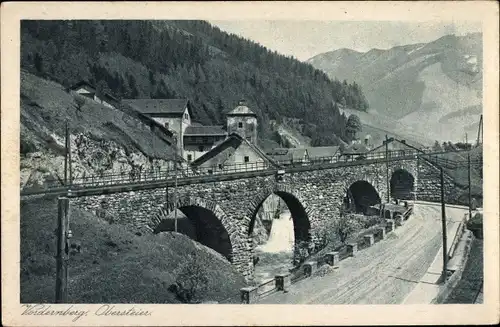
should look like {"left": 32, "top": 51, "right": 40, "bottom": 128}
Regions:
{"left": 307, "top": 32, "right": 482, "bottom": 142}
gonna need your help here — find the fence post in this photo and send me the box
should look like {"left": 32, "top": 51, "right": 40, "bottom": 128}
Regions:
{"left": 347, "top": 243, "right": 358, "bottom": 256}
{"left": 240, "top": 286, "right": 258, "bottom": 304}
{"left": 303, "top": 261, "right": 318, "bottom": 277}
{"left": 275, "top": 272, "right": 291, "bottom": 292}
{"left": 324, "top": 252, "right": 340, "bottom": 266}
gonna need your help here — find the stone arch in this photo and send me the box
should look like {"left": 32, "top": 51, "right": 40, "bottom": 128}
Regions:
{"left": 247, "top": 184, "right": 311, "bottom": 256}
{"left": 390, "top": 168, "right": 416, "bottom": 200}
{"left": 149, "top": 196, "right": 237, "bottom": 262}
{"left": 342, "top": 177, "right": 382, "bottom": 214}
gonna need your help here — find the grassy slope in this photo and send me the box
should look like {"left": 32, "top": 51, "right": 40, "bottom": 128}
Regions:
{"left": 21, "top": 195, "right": 245, "bottom": 303}
{"left": 444, "top": 237, "right": 483, "bottom": 303}
{"left": 21, "top": 70, "right": 176, "bottom": 160}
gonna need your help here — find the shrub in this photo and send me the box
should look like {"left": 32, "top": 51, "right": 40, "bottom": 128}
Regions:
{"left": 168, "top": 254, "right": 209, "bottom": 303}
{"left": 20, "top": 139, "right": 37, "bottom": 155}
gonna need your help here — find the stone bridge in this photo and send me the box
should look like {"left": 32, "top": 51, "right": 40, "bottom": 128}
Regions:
{"left": 73, "top": 156, "right": 458, "bottom": 281}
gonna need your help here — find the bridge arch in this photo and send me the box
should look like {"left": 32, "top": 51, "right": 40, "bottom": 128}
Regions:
{"left": 342, "top": 177, "right": 382, "bottom": 214}
{"left": 149, "top": 196, "right": 237, "bottom": 262}
{"left": 247, "top": 184, "right": 311, "bottom": 258}
{"left": 390, "top": 168, "right": 415, "bottom": 200}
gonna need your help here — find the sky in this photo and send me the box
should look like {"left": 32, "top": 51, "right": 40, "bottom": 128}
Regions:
{"left": 210, "top": 20, "right": 482, "bottom": 61}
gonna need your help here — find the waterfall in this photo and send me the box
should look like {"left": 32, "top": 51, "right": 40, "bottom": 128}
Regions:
{"left": 256, "top": 212, "right": 294, "bottom": 253}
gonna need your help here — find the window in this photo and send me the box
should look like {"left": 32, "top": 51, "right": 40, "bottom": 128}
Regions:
{"left": 238, "top": 122, "right": 243, "bottom": 128}
{"left": 184, "top": 112, "right": 189, "bottom": 120}
{"left": 198, "top": 145, "right": 204, "bottom": 152}
{"left": 244, "top": 156, "right": 249, "bottom": 163}
{"left": 164, "top": 122, "right": 169, "bottom": 129}
{"left": 218, "top": 164, "right": 223, "bottom": 169}
{"left": 187, "top": 154, "right": 192, "bottom": 162}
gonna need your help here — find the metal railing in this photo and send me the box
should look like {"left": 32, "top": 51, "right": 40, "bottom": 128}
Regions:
{"left": 32, "top": 148, "right": 478, "bottom": 193}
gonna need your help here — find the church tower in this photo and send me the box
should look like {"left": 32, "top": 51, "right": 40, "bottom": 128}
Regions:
{"left": 226, "top": 99, "right": 258, "bottom": 144}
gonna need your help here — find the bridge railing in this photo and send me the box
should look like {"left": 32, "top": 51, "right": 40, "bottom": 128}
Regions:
{"left": 42, "top": 148, "right": 477, "bottom": 190}
{"left": 47, "top": 160, "right": 274, "bottom": 188}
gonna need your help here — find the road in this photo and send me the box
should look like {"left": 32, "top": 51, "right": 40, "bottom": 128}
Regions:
{"left": 257, "top": 203, "right": 467, "bottom": 304}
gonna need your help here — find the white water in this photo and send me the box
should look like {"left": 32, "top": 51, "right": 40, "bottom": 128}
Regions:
{"left": 257, "top": 212, "right": 294, "bottom": 253}
{"left": 254, "top": 212, "right": 295, "bottom": 284}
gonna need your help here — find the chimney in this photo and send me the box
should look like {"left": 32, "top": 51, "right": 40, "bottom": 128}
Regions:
{"left": 238, "top": 99, "right": 246, "bottom": 106}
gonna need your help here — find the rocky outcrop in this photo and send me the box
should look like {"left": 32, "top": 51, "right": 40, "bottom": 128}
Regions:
{"left": 21, "top": 132, "right": 179, "bottom": 189}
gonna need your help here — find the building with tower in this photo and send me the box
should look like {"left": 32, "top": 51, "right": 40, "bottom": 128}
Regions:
{"left": 226, "top": 99, "right": 258, "bottom": 145}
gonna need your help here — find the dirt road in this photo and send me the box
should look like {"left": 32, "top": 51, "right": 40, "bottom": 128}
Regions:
{"left": 257, "top": 203, "right": 467, "bottom": 304}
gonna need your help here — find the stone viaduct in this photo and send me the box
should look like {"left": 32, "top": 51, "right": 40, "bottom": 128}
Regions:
{"left": 73, "top": 156, "right": 458, "bottom": 282}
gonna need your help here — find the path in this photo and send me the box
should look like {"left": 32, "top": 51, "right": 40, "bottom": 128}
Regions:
{"left": 257, "top": 203, "right": 467, "bottom": 304}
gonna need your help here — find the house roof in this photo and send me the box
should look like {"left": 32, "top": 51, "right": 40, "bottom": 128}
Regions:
{"left": 184, "top": 125, "right": 227, "bottom": 136}
{"left": 266, "top": 147, "right": 309, "bottom": 162}
{"left": 343, "top": 143, "right": 370, "bottom": 155}
{"left": 121, "top": 99, "right": 191, "bottom": 117}
{"left": 307, "top": 146, "right": 341, "bottom": 158}
{"left": 190, "top": 133, "right": 277, "bottom": 168}
{"left": 226, "top": 101, "right": 257, "bottom": 117}
{"left": 70, "top": 80, "right": 119, "bottom": 102}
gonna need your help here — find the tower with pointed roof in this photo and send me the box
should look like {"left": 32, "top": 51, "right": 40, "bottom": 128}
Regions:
{"left": 226, "top": 99, "right": 258, "bottom": 144}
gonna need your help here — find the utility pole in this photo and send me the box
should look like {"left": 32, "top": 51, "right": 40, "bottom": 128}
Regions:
{"left": 56, "top": 197, "right": 70, "bottom": 302}
{"left": 174, "top": 135, "right": 178, "bottom": 233}
{"left": 440, "top": 167, "right": 448, "bottom": 282}
{"left": 64, "top": 121, "right": 69, "bottom": 186}
{"left": 385, "top": 134, "right": 390, "bottom": 203}
{"left": 476, "top": 114, "right": 483, "bottom": 147}
{"left": 68, "top": 122, "right": 73, "bottom": 185}
{"left": 468, "top": 153, "right": 472, "bottom": 220}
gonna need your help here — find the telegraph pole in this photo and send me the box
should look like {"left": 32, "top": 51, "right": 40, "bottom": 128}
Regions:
{"left": 64, "top": 121, "right": 69, "bottom": 185}
{"left": 56, "top": 197, "right": 70, "bottom": 302}
{"left": 68, "top": 123, "right": 73, "bottom": 185}
{"left": 468, "top": 153, "right": 472, "bottom": 220}
{"left": 440, "top": 167, "right": 448, "bottom": 282}
{"left": 385, "top": 135, "right": 390, "bottom": 203}
{"left": 174, "top": 135, "right": 178, "bottom": 233}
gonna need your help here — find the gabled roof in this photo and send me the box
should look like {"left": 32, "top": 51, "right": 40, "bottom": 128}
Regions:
{"left": 342, "top": 143, "right": 370, "bottom": 155}
{"left": 267, "top": 147, "right": 309, "bottom": 162}
{"left": 184, "top": 125, "right": 227, "bottom": 136}
{"left": 226, "top": 101, "right": 257, "bottom": 117}
{"left": 307, "top": 146, "right": 340, "bottom": 158}
{"left": 70, "top": 80, "right": 119, "bottom": 102}
{"left": 121, "top": 99, "right": 191, "bottom": 117}
{"left": 71, "top": 80, "right": 96, "bottom": 92}
{"left": 190, "top": 133, "right": 277, "bottom": 168}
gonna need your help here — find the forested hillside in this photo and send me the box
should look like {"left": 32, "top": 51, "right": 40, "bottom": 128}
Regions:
{"left": 21, "top": 20, "right": 369, "bottom": 146}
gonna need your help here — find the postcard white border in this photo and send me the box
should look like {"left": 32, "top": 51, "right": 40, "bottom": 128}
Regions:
{"left": 2, "top": 1, "right": 499, "bottom": 326}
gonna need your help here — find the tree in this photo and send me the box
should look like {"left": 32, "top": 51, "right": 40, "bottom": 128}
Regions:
{"left": 345, "top": 114, "right": 362, "bottom": 142}
{"left": 95, "top": 80, "right": 111, "bottom": 100}
{"left": 74, "top": 94, "right": 86, "bottom": 113}
{"left": 335, "top": 207, "right": 363, "bottom": 245}
{"left": 432, "top": 140, "right": 442, "bottom": 152}
{"left": 168, "top": 254, "right": 209, "bottom": 303}
{"left": 34, "top": 52, "right": 43, "bottom": 73}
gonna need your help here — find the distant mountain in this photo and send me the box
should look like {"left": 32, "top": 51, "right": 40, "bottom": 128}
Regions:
{"left": 308, "top": 33, "right": 483, "bottom": 142}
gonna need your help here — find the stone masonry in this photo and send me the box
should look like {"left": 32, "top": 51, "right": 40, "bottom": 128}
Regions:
{"left": 73, "top": 157, "right": 445, "bottom": 282}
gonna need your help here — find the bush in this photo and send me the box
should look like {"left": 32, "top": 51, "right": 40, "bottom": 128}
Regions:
{"left": 467, "top": 212, "right": 483, "bottom": 239}
{"left": 168, "top": 254, "right": 209, "bottom": 303}
{"left": 20, "top": 138, "right": 37, "bottom": 155}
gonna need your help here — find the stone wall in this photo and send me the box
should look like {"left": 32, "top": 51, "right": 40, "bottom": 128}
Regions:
{"left": 73, "top": 158, "right": 419, "bottom": 282}
{"left": 417, "top": 158, "right": 458, "bottom": 203}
